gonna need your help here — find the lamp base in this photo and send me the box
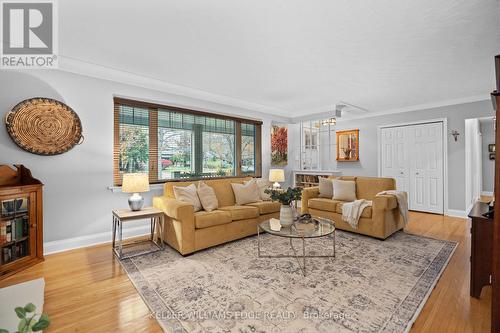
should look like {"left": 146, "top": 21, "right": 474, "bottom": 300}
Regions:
{"left": 128, "top": 193, "right": 144, "bottom": 211}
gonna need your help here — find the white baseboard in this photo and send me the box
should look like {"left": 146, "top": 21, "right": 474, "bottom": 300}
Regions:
{"left": 481, "top": 191, "right": 494, "bottom": 197}
{"left": 43, "top": 225, "right": 150, "bottom": 255}
{"left": 445, "top": 209, "right": 468, "bottom": 218}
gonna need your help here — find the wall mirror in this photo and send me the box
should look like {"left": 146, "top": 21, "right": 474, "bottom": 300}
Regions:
{"left": 336, "top": 129, "right": 359, "bottom": 161}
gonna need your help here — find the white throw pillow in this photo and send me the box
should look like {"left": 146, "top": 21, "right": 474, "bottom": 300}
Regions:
{"left": 173, "top": 184, "right": 202, "bottom": 212}
{"left": 333, "top": 179, "right": 357, "bottom": 202}
{"left": 197, "top": 181, "right": 218, "bottom": 212}
{"left": 318, "top": 177, "right": 334, "bottom": 198}
{"left": 246, "top": 178, "right": 271, "bottom": 201}
{"left": 231, "top": 180, "right": 262, "bottom": 205}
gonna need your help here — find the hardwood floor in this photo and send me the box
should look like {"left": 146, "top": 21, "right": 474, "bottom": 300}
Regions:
{"left": 0, "top": 212, "right": 491, "bottom": 332}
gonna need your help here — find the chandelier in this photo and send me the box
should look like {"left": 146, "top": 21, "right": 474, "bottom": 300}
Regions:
{"left": 321, "top": 117, "right": 337, "bottom": 126}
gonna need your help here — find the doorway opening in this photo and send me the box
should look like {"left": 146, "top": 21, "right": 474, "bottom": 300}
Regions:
{"left": 465, "top": 117, "right": 495, "bottom": 212}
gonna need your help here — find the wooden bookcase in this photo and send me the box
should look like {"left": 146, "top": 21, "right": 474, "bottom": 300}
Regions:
{"left": 0, "top": 165, "right": 43, "bottom": 280}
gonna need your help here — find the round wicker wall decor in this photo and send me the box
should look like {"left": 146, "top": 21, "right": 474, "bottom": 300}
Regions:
{"left": 5, "top": 98, "right": 84, "bottom": 155}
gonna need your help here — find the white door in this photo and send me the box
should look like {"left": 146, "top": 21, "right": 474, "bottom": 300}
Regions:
{"left": 380, "top": 127, "right": 410, "bottom": 193}
{"left": 408, "top": 123, "right": 444, "bottom": 213}
{"left": 380, "top": 122, "right": 444, "bottom": 214}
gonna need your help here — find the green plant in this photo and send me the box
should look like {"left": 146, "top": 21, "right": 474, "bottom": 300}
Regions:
{"left": 0, "top": 303, "right": 50, "bottom": 333}
{"left": 264, "top": 187, "right": 302, "bottom": 205}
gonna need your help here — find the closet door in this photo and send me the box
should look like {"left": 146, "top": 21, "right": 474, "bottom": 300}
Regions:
{"left": 393, "top": 126, "right": 410, "bottom": 193}
{"left": 380, "top": 127, "right": 409, "bottom": 192}
{"left": 381, "top": 127, "right": 396, "bottom": 178}
{"left": 408, "top": 123, "right": 444, "bottom": 213}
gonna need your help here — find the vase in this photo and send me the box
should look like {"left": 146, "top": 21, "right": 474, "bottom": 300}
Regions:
{"left": 280, "top": 204, "right": 294, "bottom": 227}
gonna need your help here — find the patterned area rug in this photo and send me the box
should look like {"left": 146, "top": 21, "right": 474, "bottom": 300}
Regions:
{"left": 120, "top": 231, "right": 456, "bottom": 333}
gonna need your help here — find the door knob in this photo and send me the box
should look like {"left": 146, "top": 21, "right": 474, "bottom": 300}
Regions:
{"left": 416, "top": 172, "right": 419, "bottom": 175}
{"left": 400, "top": 172, "right": 404, "bottom": 175}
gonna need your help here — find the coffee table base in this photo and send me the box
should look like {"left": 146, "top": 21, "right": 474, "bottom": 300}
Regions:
{"left": 257, "top": 226, "right": 335, "bottom": 276}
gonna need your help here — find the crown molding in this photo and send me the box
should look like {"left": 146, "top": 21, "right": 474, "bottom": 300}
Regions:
{"left": 290, "top": 94, "right": 491, "bottom": 123}
{"left": 57, "top": 56, "right": 292, "bottom": 121}
{"left": 55, "top": 56, "right": 490, "bottom": 124}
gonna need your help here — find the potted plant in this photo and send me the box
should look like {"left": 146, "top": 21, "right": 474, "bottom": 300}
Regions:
{"left": 264, "top": 187, "right": 302, "bottom": 227}
{"left": 0, "top": 303, "right": 50, "bottom": 333}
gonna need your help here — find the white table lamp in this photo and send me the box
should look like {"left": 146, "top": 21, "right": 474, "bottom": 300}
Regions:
{"left": 122, "top": 173, "right": 150, "bottom": 211}
{"left": 269, "top": 169, "right": 285, "bottom": 189}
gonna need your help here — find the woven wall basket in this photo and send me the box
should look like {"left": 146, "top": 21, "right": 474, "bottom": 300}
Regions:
{"left": 5, "top": 98, "right": 84, "bottom": 155}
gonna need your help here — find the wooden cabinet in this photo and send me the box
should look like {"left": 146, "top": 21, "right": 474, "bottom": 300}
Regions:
{"left": 0, "top": 165, "right": 43, "bottom": 280}
{"left": 468, "top": 201, "right": 493, "bottom": 298}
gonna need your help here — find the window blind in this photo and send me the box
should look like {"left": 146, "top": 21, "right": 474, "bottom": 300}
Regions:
{"left": 113, "top": 98, "right": 262, "bottom": 185}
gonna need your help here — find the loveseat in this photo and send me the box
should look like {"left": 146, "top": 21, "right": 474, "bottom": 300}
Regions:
{"left": 153, "top": 177, "right": 280, "bottom": 255}
{"left": 301, "top": 176, "right": 406, "bottom": 239}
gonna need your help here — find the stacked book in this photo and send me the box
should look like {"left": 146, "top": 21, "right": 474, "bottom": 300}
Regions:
{"left": 0, "top": 220, "right": 12, "bottom": 244}
{"left": 0, "top": 217, "right": 29, "bottom": 245}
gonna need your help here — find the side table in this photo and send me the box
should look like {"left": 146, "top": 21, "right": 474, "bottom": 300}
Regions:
{"left": 112, "top": 207, "right": 165, "bottom": 259}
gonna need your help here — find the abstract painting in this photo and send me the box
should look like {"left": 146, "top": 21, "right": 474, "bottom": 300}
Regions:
{"left": 271, "top": 124, "right": 288, "bottom": 166}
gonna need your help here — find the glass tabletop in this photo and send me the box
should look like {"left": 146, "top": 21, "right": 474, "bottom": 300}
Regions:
{"left": 259, "top": 217, "right": 335, "bottom": 238}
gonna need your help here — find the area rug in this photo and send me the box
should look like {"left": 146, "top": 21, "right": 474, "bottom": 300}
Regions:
{"left": 120, "top": 231, "right": 456, "bottom": 333}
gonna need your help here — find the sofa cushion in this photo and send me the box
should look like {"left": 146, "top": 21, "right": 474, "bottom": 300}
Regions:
{"left": 194, "top": 210, "right": 232, "bottom": 229}
{"left": 333, "top": 179, "right": 357, "bottom": 202}
{"left": 356, "top": 177, "right": 395, "bottom": 200}
{"left": 246, "top": 178, "right": 272, "bottom": 201}
{"left": 197, "top": 181, "right": 218, "bottom": 212}
{"left": 164, "top": 177, "right": 252, "bottom": 206}
{"left": 219, "top": 205, "right": 260, "bottom": 221}
{"left": 173, "top": 184, "right": 202, "bottom": 212}
{"left": 335, "top": 202, "right": 372, "bottom": 218}
{"left": 246, "top": 201, "right": 281, "bottom": 214}
{"left": 231, "top": 181, "right": 261, "bottom": 205}
{"left": 308, "top": 198, "right": 338, "bottom": 212}
{"left": 318, "top": 177, "right": 334, "bottom": 198}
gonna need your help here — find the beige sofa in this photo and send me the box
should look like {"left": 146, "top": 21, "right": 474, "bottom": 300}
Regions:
{"left": 301, "top": 176, "right": 405, "bottom": 239}
{"left": 153, "top": 177, "right": 280, "bottom": 255}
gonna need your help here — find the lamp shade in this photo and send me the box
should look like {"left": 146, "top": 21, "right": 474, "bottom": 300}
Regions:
{"left": 122, "top": 173, "right": 150, "bottom": 193}
{"left": 269, "top": 169, "right": 285, "bottom": 182}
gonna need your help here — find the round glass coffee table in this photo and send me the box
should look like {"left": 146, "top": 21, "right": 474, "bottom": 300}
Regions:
{"left": 257, "top": 217, "right": 335, "bottom": 276}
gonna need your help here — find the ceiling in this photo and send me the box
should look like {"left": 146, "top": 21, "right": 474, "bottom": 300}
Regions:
{"left": 59, "top": 0, "right": 500, "bottom": 119}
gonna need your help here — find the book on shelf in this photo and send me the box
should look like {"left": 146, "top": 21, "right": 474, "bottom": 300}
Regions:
{"left": 1, "top": 240, "right": 29, "bottom": 264}
{"left": 2, "top": 247, "right": 11, "bottom": 263}
{"left": 5, "top": 221, "right": 11, "bottom": 243}
{"left": 12, "top": 217, "right": 28, "bottom": 240}
{"left": 0, "top": 221, "right": 5, "bottom": 244}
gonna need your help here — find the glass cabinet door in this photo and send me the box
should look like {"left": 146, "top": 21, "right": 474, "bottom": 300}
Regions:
{"left": 0, "top": 194, "right": 33, "bottom": 265}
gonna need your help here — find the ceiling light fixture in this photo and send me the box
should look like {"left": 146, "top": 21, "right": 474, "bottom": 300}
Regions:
{"left": 321, "top": 117, "right": 337, "bottom": 126}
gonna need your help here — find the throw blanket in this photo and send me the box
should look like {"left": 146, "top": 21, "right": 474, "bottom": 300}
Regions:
{"left": 342, "top": 199, "right": 372, "bottom": 229}
{"left": 377, "top": 190, "right": 409, "bottom": 225}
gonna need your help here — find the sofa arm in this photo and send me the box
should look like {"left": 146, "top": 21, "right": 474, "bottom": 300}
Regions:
{"left": 153, "top": 196, "right": 195, "bottom": 255}
{"left": 373, "top": 194, "right": 399, "bottom": 211}
{"left": 301, "top": 186, "right": 320, "bottom": 214}
{"left": 153, "top": 196, "right": 194, "bottom": 221}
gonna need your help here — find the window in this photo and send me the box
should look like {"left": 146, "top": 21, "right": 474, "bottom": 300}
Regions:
{"left": 118, "top": 106, "right": 149, "bottom": 174}
{"left": 241, "top": 123, "right": 256, "bottom": 175}
{"left": 113, "top": 98, "right": 262, "bottom": 185}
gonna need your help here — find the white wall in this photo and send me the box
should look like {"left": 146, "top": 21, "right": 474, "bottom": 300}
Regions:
{"left": 0, "top": 70, "right": 287, "bottom": 252}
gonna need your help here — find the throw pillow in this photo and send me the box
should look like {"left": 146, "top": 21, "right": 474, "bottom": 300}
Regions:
{"left": 197, "top": 181, "right": 218, "bottom": 212}
{"left": 231, "top": 180, "right": 261, "bottom": 205}
{"left": 173, "top": 184, "right": 202, "bottom": 212}
{"left": 318, "top": 177, "right": 334, "bottom": 198}
{"left": 333, "top": 179, "right": 357, "bottom": 202}
{"left": 246, "top": 178, "right": 271, "bottom": 201}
